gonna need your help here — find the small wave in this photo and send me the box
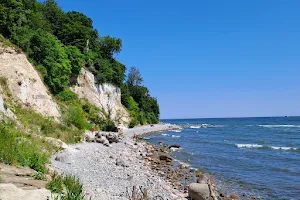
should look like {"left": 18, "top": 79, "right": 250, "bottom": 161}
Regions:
{"left": 170, "top": 130, "right": 182, "bottom": 133}
{"left": 259, "top": 125, "right": 300, "bottom": 128}
{"left": 236, "top": 144, "right": 299, "bottom": 151}
{"left": 189, "top": 124, "right": 224, "bottom": 129}
{"left": 175, "top": 159, "right": 191, "bottom": 167}
{"left": 172, "top": 135, "right": 181, "bottom": 138}
{"left": 161, "top": 133, "right": 169, "bottom": 136}
{"left": 236, "top": 144, "right": 263, "bottom": 148}
{"left": 143, "top": 137, "right": 151, "bottom": 140}
{"left": 270, "top": 146, "right": 298, "bottom": 151}
{"left": 170, "top": 147, "right": 183, "bottom": 151}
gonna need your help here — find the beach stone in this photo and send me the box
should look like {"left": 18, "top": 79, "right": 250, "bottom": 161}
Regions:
{"left": 54, "top": 152, "right": 71, "bottom": 163}
{"left": 197, "top": 173, "right": 210, "bottom": 184}
{"left": 159, "top": 154, "right": 173, "bottom": 162}
{"left": 116, "top": 158, "right": 129, "bottom": 167}
{"left": 174, "top": 181, "right": 181, "bottom": 186}
{"left": 106, "top": 133, "right": 119, "bottom": 143}
{"left": 146, "top": 157, "right": 152, "bottom": 161}
{"left": 220, "top": 193, "right": 225, "bottom": 197}
{"left": 188, "top": 183, "right": 210, "bottom": 200}
{"left": 95, "top": 136, "right": 109, "bottom": 146}
{"left": 231, "top": 193, "right": 240, "bottom": 199}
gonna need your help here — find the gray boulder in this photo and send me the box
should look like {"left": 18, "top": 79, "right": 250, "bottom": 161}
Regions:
{"left": 188, "top": 183, "right": 210, "bottom": 200}
{"left": 54, "top": 152, "right": 72, "bottom": 164}
{"left": 95, "top": 136, "right": 109, "bottom": 146}
{"left": 106, "top": 133, "right": 119, "bottom": 143}
{"left": 197, "top": 173, "right": 210, "bottom": 184}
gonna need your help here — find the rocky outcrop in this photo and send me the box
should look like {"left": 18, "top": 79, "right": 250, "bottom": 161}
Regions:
{"left": 0, "top": 184, "right": 54, "bottom": 200}
{"left": 71, "top": 68, "right": 130, "bottom": 125}
{"left": 0, "top": 44, "right": 60, "bottom": 119}
{"left": 0, "top": 163, "right": 55, "bottom": 200}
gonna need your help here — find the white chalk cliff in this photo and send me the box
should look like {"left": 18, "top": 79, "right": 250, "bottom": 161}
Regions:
{"left": 71, "top": 68, "right": 130, "bottom": 125}
{"left": 0, "top": 44, "right": 60, "bottom": 119}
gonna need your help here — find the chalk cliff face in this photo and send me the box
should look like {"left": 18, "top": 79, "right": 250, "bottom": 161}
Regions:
{"left": 71, "top": 68, "right": 130, "bottom": 125}
{"left": 0, "top": 94, "right": 16, "bottom": 119}
{"left": 0, "top": 44, "right": 60, "bottom": 119}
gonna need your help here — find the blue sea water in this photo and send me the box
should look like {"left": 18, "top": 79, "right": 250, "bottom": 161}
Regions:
{"left": 148, "top": 117, "right": 300, "bottom": 200}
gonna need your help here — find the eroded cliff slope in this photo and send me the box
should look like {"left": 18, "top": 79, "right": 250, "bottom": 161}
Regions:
{"left": 71, "top": 68, "right": 130, "bottom": 126}
{"left": 0, "top": 44, "right": 60, "bottom": 119}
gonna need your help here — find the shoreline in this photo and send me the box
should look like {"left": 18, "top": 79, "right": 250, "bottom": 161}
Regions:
{"left": 51, "top": 124, "right": 188, "bottom": 200}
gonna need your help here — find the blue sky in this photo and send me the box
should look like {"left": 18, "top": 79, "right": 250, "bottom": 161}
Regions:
{"left": 58, "top": 0, "right": 300, "bottom": 119}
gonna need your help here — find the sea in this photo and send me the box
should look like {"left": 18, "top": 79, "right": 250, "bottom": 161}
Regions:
{"left": 146, "top": 117, "right": 300, "bottom": 200}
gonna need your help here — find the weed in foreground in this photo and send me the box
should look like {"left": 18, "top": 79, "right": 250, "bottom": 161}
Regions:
{"left": 47, "top": 173, "right": 85, "bottom": 200}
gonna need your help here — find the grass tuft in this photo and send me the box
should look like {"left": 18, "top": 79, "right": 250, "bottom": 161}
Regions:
{"left": 47, "top": 173, "right": 85, "bottom": 200}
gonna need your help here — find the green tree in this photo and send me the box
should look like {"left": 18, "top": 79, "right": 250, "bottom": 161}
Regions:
{"left": 29, "top": 30, "right": 71, "bottom": 94}
{"left": 65, "top": 45, "right": 84, "bottom": 77}
{"left": 127, "top": 66, "right": 143, "bottom": 86}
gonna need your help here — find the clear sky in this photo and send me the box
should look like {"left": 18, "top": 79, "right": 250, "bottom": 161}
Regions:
{"left": 57, "top": 0, "right": 300, "bottom": 119}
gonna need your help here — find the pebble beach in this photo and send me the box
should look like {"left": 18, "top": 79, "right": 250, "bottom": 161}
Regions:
{"left": 51, "top": 124, "right": 188, "bottom": 200}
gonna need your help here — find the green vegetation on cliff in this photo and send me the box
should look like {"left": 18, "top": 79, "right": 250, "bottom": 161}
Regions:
{"left": 0, "top": 120, "right": 57, "bottom": 173}
{"left": 0, "top": 0, "right": 159, "bottom": 125}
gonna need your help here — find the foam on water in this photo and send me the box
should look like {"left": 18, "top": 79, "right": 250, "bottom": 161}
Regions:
{"left": 236, "top": 144, "right": 298, "bottom": 151}
{"left": 259, "top": 125, "right": 300, "bottom": 128}
{"left": 236, "top": 144, "right": 263, "bottom": 148}
{"left": 270, "top": 146, "right": 298, "bottom": 151}
{"left": 172, "top": 135, "right": 181, "bottom": 138}
{"left": 170, "top": 130, "right": 182, "bottom": 133}
{"left": 170, "top": 147, "right": 184, "bottom": 151}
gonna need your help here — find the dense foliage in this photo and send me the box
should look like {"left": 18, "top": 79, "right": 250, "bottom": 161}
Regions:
{"left": 0, "top": 0, "right": 160, "bottom": 125}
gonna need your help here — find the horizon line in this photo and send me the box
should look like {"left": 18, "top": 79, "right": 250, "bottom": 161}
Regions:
{"left": 160, "top": 115, "right": 300, "bottom": 120}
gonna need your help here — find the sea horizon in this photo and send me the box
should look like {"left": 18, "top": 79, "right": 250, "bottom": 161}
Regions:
{"left": 161, "top": 115, "right": 300, "bottom": 121}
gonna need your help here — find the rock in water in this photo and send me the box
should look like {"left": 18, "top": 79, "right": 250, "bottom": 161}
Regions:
{"left": 188, "top": 183, "right": 210, "bottom": 200}
{"left": 168, "top": 144, "right": 181, "bottom": 149}
{"left": 231, "top": 193, "right": 240, "bottom": 199}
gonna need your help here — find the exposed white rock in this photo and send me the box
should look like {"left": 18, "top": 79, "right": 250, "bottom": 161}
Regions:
{"left": 0, "top": 94, "right": 16, "bottom": 119}
{"left": 71, "top": 68, "right": 130, "bottom": 125}
{"left": 0, "top": 44, "right": 60, "bottom": 119}
{"left": 0, "top": 184, "right": 54, "bottom": 200}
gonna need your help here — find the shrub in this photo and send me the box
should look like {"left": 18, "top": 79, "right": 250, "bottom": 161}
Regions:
{"left": 47, "top": 174, "right": 85, "bottom": 200}
{"left": 65, "top": 104, "right": 86, "bottom": 130}
{"left": 101, "top": 119, "right": 117, "bottom": 132}
{"left": 33, "top": 171, "right": 47, "bottom": 180}
{"left": 47, "top": 173, "right": 64, "bottom": 193}
{"left": 129, "top": 118, "right": 138, "bottom": 128}
{"left": 56, "top": 88, "right": 78, "bottom": 102}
